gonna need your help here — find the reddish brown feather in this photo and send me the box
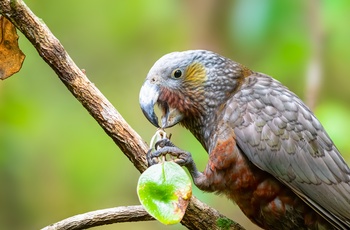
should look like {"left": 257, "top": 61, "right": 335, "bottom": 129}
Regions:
{"left": 158, "top": 63, "right": 207, "bottom": 119}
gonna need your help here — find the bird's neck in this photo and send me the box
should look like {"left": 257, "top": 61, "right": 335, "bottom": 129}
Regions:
{"left": 181, "top": 105, "right": 224, "bottom": 151}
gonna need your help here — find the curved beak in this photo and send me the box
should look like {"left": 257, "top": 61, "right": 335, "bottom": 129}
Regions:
{"left": 139, "top": 79, "right": 160, "bottom": 128}
{"left": 139, "top": 78, "right": 184, "bottom": 129}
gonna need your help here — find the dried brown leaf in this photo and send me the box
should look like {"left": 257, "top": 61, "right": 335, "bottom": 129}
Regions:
{"left": 0, "top": 16, "right": 25, "bottom": 80}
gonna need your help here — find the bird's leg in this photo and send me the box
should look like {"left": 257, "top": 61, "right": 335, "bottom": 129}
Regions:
{"left": 147, "top": 138, "right": 208, "bottom": 189}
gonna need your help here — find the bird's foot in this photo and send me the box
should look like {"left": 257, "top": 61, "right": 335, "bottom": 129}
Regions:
{"left": 147, "top": 138, "right": 194, "bottom": 168}
{"left": 147, "top": 138, "right": 208, "bottom": 191}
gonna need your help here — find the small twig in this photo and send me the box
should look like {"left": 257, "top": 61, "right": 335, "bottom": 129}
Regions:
{"left": 0, "top": 1, "right": 245, "bottom": 229}
{"left": 305, "top": 0, "right": 324, "bottom": 110}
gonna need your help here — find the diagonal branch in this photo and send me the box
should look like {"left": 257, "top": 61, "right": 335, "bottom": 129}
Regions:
{"left": 0, "top": 1, "right": 245, "bottom": 230}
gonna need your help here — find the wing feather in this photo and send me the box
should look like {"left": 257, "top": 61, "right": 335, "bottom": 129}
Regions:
{"left": 229, "top": 73, "right": 350, "bottom": 228}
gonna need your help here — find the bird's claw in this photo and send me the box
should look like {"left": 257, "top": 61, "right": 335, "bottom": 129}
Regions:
{"left": 147, "top": 138, "right": 193, "bottom": 167}
{"left": 154, "top": 138, "right": 175, "bottom": 149}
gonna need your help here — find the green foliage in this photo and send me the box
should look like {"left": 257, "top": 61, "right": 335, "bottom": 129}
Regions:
{"left": 315, "top": 101, "right": 350, "bottom": 161}
{"left": 217, "top": 217, "right": 236, "bottom": 230}
{"left": 0, "top": 1, "right": 349, "bottom": 230}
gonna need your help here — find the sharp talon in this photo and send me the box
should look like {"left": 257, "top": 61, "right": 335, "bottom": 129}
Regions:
{"left": 154, "top": 140, "right": 163, "bottom": 149}
{"left": 146, "top": 148, "right": 156, "bottom": 167}
{"left": 155, "top": 138, "right": 175, "bottom": 150}
{"left": 154, "top": 139, "right": 167, "bottom": 149}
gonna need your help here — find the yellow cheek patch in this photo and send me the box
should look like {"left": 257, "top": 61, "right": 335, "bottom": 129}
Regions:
{"left": 184, "top": 62, "right": 207, "bottom": 86}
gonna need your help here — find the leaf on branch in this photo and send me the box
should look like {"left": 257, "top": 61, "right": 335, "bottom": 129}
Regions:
{"left": 0, "top": 16, "right": 25, "bottom": 80}
{"left": 137, "top": 161, "right": 192, "bottom": 225}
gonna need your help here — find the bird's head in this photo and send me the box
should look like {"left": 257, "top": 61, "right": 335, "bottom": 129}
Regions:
{"left": 139, "top": 50, "right": 252, "bottom": 129}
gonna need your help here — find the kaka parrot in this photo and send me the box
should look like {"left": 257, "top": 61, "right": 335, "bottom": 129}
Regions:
{"left": 139, "top": 50, "right": 350, "bottom": 229}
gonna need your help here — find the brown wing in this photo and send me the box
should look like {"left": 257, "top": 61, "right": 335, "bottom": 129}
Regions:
{"left": 226, "top": 73, "right": 350, "bottom": 229}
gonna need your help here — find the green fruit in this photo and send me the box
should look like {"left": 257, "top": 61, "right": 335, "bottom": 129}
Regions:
{"left": 137, "top": 161, "right": 192, "bottom": 225}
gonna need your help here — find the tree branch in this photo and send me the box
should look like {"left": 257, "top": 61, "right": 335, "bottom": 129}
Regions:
{"left": 305, "top": 0, "right": 324, "bottom": 110}
{"left": 0, "top": 1, "right": 245, "bottom": 229}
{"left": 41, "top": 205, "right": 154, "bottom": 230}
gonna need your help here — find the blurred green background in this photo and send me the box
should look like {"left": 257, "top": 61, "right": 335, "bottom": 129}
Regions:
{"left": 1, "top": 0, "right": 350, "bottom": 229}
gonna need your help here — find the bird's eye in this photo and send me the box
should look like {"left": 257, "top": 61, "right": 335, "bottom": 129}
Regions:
{"left": 172, "top": 69, "right": 182, "bottom": 79}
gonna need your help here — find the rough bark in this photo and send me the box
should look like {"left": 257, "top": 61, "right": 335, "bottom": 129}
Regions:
{"left": 42, "top": 206, "right": 154, "bottom": 230}
{"left": 0, "top": 1, "right": 245, "bottom": 229}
